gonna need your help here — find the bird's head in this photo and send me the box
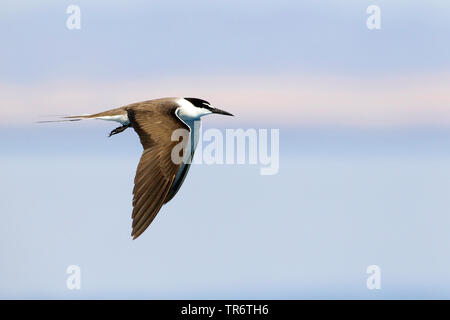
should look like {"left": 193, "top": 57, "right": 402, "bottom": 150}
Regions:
{"left": 181, "top": 97, "right": 234, "bottom": 118}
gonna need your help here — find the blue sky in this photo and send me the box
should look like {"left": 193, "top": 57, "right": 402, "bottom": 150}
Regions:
{"left": 1, "top": 0, "right": 450, "bottom": 81}
{"left": 1, "top": 1, "right": 450, "bottom": 299}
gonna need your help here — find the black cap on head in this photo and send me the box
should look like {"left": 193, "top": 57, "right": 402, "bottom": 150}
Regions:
{"left": 184, "top": 97, "right": 211, "bottom": 109}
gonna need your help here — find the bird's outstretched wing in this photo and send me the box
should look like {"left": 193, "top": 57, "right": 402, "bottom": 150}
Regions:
{"left": 127, "top": 104, "right": 190, "bottom": 239}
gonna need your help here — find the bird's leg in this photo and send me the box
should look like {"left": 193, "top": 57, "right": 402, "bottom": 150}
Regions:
{"left": 109, "top": 123, "right": 131, "bottom": 137}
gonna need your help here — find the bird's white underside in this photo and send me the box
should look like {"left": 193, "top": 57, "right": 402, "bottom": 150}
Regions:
{"left": 175, "top": 98, "right": 205, "bottom": 163}
{"left": 173, "top": 98, "right": 211, "bottom": 190}
{"left": 95, "top": 115, "right": 130, "bottom": 125}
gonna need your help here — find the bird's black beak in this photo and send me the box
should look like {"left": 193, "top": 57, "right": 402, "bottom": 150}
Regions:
{"left": 211, "top": 107, "right": 234, "bottom": 116}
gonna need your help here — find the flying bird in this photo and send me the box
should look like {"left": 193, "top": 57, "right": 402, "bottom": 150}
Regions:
{"left": 52, "top": 97, "right": 233, "bottom": 239}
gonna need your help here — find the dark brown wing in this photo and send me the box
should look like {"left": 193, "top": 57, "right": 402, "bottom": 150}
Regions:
{"left": 127, "top": 102, "right": 190, "bottom": 239}
{"left": 163, "top": 129, "right": 199, "bottom": 204}
{"left": 164, "top": 162, "right": 192, "bottom": 204}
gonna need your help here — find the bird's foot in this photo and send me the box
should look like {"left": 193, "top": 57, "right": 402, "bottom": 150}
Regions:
{"left": 109, "top": 124, "right": 131, "bottom": 137}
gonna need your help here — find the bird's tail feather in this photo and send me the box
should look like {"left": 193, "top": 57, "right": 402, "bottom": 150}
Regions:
{"left": 35, "top": 114, "right": 92, "bottom": 124}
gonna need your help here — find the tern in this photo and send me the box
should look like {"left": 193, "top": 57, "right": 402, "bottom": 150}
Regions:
{"left": 55, "top": 97, "right": 233, "bottom": 239}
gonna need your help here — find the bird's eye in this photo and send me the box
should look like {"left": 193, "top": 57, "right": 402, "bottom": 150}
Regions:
{"left": 202, "top": 102, "right": 212, "bottom": 110}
